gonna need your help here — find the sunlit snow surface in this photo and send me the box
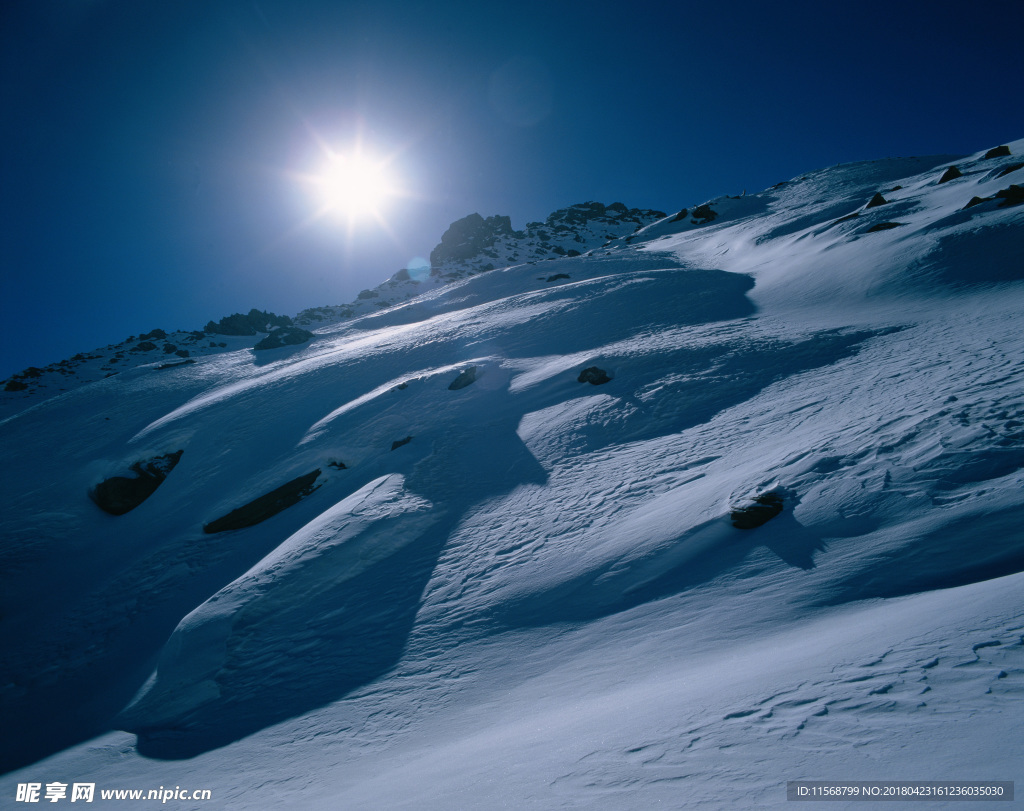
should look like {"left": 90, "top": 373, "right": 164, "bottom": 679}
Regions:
{"left": 2, "top": 142, "right": 1024, "bottom": 808}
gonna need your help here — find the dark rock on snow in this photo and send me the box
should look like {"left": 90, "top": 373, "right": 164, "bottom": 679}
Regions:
{"left": 996, "top": 162, "right": 1023, "bottom": 178}
{"left": 995, "top": 184, "right": 1024, "bottom": 207}
{"left": 690, "top": 204, "right": 718, "bottom": 224}
{"left": 90, "top": 451, "right": 184, "bottom": 516}
{"left": 938, "top": 166, "right": 962, "bottom": 184}
{"left": 983, "top": 145, "right": 1011, "bottom": 159}
{"left": 205, "top": 309, "right": 292, "bottom": 337}
{"left": 430, "top": 213, "right": 517, "bottom": 266}
{"left": 253, "top": 326, "right": 315, "bottom": 351}
{"left": 865, "top": 192, "right": 888, "bottom": 209}
{"left": 204, "top": 470, "right": 322, "bottom": 533}
{"left": 731, "top": 492, "right": 784, "bottom": 529}
{"left": 578, "top": 366, "right": 612, "bottom": 385}
{"left": 448, "top": 366, "right": 478, "bottom": 390}
{"left": 866, "top": 222, "right": 903, "bottom": 233}
{"left": 546, "top": 273, "right": 571, "bottom": 282}
{"left": 391, "top": 436, "right": 413, "bottom": 451}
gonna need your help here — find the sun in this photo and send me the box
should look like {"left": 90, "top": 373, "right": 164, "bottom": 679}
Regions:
{"left": 314, "top": 150, "right": 397, "bottom": 222}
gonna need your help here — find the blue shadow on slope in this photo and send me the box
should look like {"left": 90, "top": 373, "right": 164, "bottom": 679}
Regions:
{"left": 128, "top": 421, "right": 549, "bottom": 760}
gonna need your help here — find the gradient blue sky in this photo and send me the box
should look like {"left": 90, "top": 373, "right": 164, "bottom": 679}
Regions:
{"left": 2, "top": 0, "right": 1022, "bottom": 378}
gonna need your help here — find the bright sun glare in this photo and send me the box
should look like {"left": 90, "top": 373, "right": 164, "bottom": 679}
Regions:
{"left": 315, "top": 150, "right": 396, "bottom": 222}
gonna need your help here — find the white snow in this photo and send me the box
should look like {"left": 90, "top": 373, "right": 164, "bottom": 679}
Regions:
{"left": 1, "top": 139, "right": 1023, "bottom": 808}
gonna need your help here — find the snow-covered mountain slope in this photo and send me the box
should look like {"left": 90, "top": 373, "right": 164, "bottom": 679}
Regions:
{"left": 1, "top": 141, "right": 1023, "bottom": 809}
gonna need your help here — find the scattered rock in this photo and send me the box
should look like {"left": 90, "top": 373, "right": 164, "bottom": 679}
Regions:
{"left": 253, "top": 326, "right": 315, "bottom": 351}
{"left": 984, "top": 145, "right": 1011, "bottom": 159}
{"left": 690, "top": 203, "right": 718, "bottom": 224}
{"left": 175, "top": 349, "right": 190, "bottom": 358}
{"left": 566, "top": 249, "right": 581, "bottom": 257}
{"left": 546, "top": 273, "right": 571, "bottom": 282}
{"left": 995, "top": 184, "right": 1024, "bottom": 207}
{"left": 578, "top": 366, "right": 612, "bottom": 385}
{"left": 90, "top": 451, "right": 184, "bottom": 516}
{"left": 4, "top": 379, "right": 28, "bottom": 391}
{"left": 131, "top": 341, "right": 158, "bottom": 352}
{"left": 391, "top": 436, "right": 413, "bottom": 451}
{"left": 327, "top": 459, "right": 347, "bottom": 469}
{"left": 448, "top": 366, "right": 478, "bottom": 390}
{"left": 156, "top": 359, "right": 196, "bottom": 370}
{"left": 866, "top": 222, "right": 903, "bottom": 233}
{"left": 730, "top": 491, "right": 784, "bottom": 529}
{"left": 162, "top": 344, "right": 177, "bottom": 354}
{"left": 865, "top": 192, "right": 888, "bottom": 208}
{"left": 963, "top": 196, "right": 992, "bottom": 210}
{"left": 938, "top": 166, "right": 962, "bottom": 184}
{"left": 203, "top": 469, "right": 322, "bottom": 533}
{"left": 672, "top": 207, "right": 689, "bottom": 222}
{"left": 139, "top": 329, "right": 167, "bottom": 341}
{"left": 205, "top": 309, "right": 292, "bottom": 336}
{"left": 996, "top": 162, "right": 1023, "bottom": 178}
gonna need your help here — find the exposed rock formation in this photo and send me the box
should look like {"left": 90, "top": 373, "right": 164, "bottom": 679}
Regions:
{"left": 90, "top": 451, "right": 184, "bottom": 515}
{"left": 578, "top": 366, "right": 612, "bottom": 385}
{"left": 938, "top": 166, "right": 962, "bottom": 184}
{"left": 448, "top": 366, "right": 478, "bottom": 390}
{"left": 205, "top": 309, "right": 292, "bottom": 337}
{"left": 430, "top": 213, "right": 518, "bottom": 266}
{"left": 204, "top": 470, "right": 322, "bottom": 533}
{"left": 865, "top": 192, "right": 888, "bottom": 208}
{"left": 254, "top": 326, "right": 315, "bottom": 351}
{"left": 730, "top": 492, "right": 784, "bottom": 529}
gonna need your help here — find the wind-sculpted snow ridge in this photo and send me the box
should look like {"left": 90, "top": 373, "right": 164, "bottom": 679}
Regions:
{"left": 1, "top": 139, "right": 1023, "bottom": 808}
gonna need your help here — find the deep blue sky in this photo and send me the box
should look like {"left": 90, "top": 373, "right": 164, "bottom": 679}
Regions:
{"left": 2, "top": 0, "right": 1022, "bottom": 378}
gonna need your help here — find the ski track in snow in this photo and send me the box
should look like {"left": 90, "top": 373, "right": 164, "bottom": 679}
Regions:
{"left": 1, "top": 139, "right": 1023, "bottom": 808}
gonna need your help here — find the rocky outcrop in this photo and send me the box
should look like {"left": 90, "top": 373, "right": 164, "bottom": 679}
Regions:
{"left": 203, "top": 470, "right": 322, "bottom": 533}
{"left": 690, "top": 203, "right": 718, "bottom": 224}
{"left": 205, "top": 309, "right": 292, "bottom": 337}
{"left": 448, "top": 366, "right": 478, "bottom": 390}
{"left": 90, "top": 451, "right": 184, "bottom": 515}
{"left": 391, "top": 436, "right": 413, "bottom": 451}
{"left": 254, "top": 326, "right": 315, "bottom": 351}
{"left": 866, "top": 222, "right": 903, "bottom": 233}
{"left": 996, "top": 184, "right": 1024, "bottom": 207}
{"left": 430, "top": 213, "right": 518, "bottom": 266}
{"left": 983, "top": 145, "right": 1011, "bottom": 159}
{"left": 865, "top": 192, "right": 888, "bottom": 209}
{"left": 996, "top": 163, "right": 1023, "bottom": 178}
{"left": 730, "top": 492, "right": 784, "bottom": 529}
{"left": 938, "top": 166, "right": 962, "bottom": 184}
{"left": 578, "top": 366, "right": 612, "bottom": 385}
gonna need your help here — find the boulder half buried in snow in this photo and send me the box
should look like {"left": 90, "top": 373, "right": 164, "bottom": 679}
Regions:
{"left": 448, "top": 366, "right": 478, "bottom": 390}
{"left": 578, "top": 366, "right": 612, "bottom": 385}
{"left": 730, "top": 492, "right": 784, "bottom": 530}
{"left": 204, "top": 470, "right": 322, "bottom": 533}
{"left": 90, "top": 451, "right": 184, "bottom": 515}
